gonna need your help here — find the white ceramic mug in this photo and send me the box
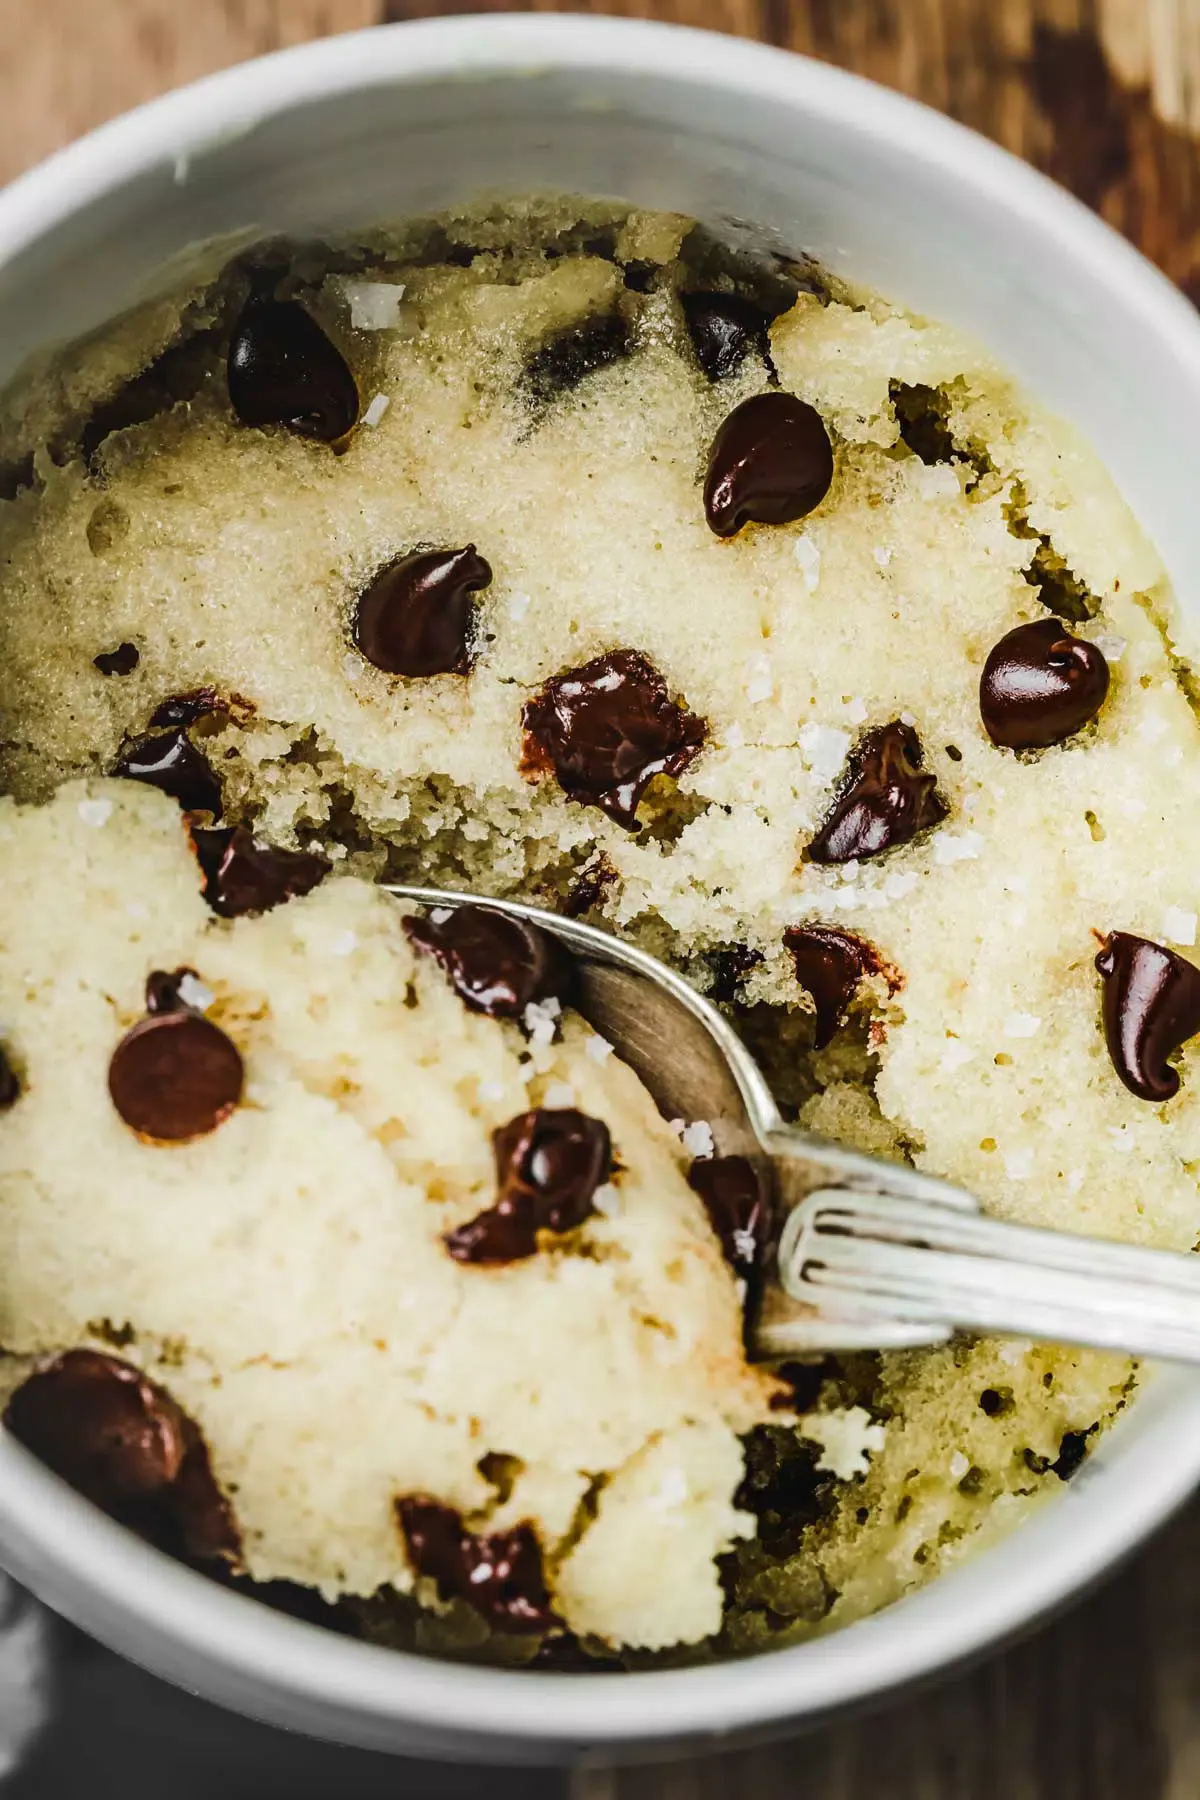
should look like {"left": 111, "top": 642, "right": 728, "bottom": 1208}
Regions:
{"left": 1, "top": 12, "right": 1200, "bottom": 1767}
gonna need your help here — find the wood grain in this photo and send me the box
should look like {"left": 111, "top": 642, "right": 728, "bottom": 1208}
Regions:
{"left": 3, "top": 3, "right": 1200, "bottom": 1797}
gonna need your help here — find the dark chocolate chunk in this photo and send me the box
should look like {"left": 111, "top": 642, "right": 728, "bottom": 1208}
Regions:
{"left": 682, "top": 292, "right": 771, "bottom": 383}
{"left": 686, "top": 1154, "right": 771, "bottom": 1276}
{"left": 563, "top": 854, "right": 618, "bottom": 918}
{"left": 706, "top": 943, "right": 764, "bottom": 1005}
{"left": 149, "top": 689, "right": 224, "bottom": 728}
{"left": 396, "top": 1496, "right": 558, "bottom": 1633}
{"left": 5, "top": 1350, "right": 238, "bottom": 1563}
{"left": 191, "top": 825, "right": 329, "bottom": 918}
{"left": 93, "top": 643, "right": 140, "bottom": 678}
{"left": 112, "top": 729, "right": 223, "bottom": 818}
{"left": 352, "top": 547, "right": 492, "bottom": 677}
{"left": 445, "top": 1108, "right": 612, "bottom": 1264}
{"left": 522, "top": 649, "right": 706, "bottom": 829}
{"left": 405, "top": 903, "right": 571, "bottom": 1020}
{"left": 524, "top": 316, "right": 631, "bottom": 407}
{"left": 1051, "top": 1429, "right": 1092, "bottom": 1482}
{"left": 227, "top": 298, "right": 359, "bottom": 442}
{"left": 980, "top": 618, "right": 1110, "bottom": 750}
{"left": 0, "top": 1046, "right": 20, "bottom": 1109}
{"left": 1095, "top": 931, "right": 1200, "bottom": 1102}
{"left": 108, "top": 1003, "right": 243, "bottom": 1143}
{"left": 808, "top": 721, "right": 947, "bottom": 865}
{"left": 704, "top": 392, "right": 834, "bottom": 537}
{"left": 784, "top": 925, "right": 883, "bottom": 1049}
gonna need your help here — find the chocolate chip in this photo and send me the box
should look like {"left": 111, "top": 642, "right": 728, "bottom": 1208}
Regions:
{"left": 108, "top": 1002, "right": 243, "bottom": 1143}
{"left": 524, "top": 316, "right": 631, "bottom": 407}
{"left": 1095, "top": 931, "right": 1200, "bottom": 1101}
{"left": 784, "top": 926, "right": 883, "bottom": 1049}
{"left": 980, "top": 619, "right": 1109, "bottom": 750}
{"left": 227, "top": 298, "right": 359, "bottom": 442}
{"left": 522, "top": 649, "right": 706, "bottom": 829}
{"left": 563, "top": 854, "right": 618, "bottom": 917}
{"left": 808, "top": 721, "right": 947, "bottom": 864}
{"left": 93, "top": 643, "right": 140, "bottom": 678}
{"left": 112, "top": 729, "right": 223, "bottom": 818}
{"left": 405, "top": 904, "right": 572, "bottom": 1020}
{"left": 4, "top": 1350, "right": 238, "bottom": 1563}
{"left": 396, "top": 1497, "right": 558, "bottom": 1633}
{"left": 682, "top": 292, "right": 771, "bottom": 382}
{"left": 704, "top": 392, "right": 833, "bottom": 537}
{"left": 706, "top": 943, "right": 764, "bottom": 1004}
{"left": 191, "top": 825, "right": 329, "bottom": 919}
{"left": 149, "top": 689, "right": 225, "bottom": 728}
{"left": 144, "top": 968, "right": 197, "bottom": 1016}
{"left": 351, "top": 547, "right": 492, "bottom": 677}
{"left": 686, "top": 1154, "right": 771, "bottom": 1276}
{"left": 445, "top": 1108, "right": 612, "bottom": 1264}
{"left": 1051, "top": 1429, "right": 1092, "bottom": 1482}
{"left": 0, "top": 1047, "right": 20, "bottom": 1109}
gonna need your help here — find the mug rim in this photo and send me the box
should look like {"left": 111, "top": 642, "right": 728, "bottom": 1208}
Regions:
{"left": 2, "top": 11, "right": 1200, "bottom": 1753}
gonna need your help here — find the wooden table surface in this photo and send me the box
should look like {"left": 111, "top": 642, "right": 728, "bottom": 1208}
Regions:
{"left": 3, "top": 2, "right": 1200, "bottom": 1796}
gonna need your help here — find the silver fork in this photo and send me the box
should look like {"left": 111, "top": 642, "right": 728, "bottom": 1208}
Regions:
{"left": 389, "top": 884, "right": 1200, "bottom": 1364}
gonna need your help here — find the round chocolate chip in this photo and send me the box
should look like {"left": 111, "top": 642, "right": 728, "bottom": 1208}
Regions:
{"left": 1096, "top": 931, "right": 1200, "bottom": 1102}
{"left": 404, "top": 903, "right": 572, "bottom": 1020}
{"left": 704, "top": 392, "right": 834, "bottom": 537}
{"left": 93, "top": 643, "right": 140, "bottom": 678}
{"left": 5, "top": 1350, "right": 239, "bottom": 1563}
{"left": 808, "top": 720, "right": 947, "bottom": 864}
{"left": 352, "top": 547, "right": 493, "bottom": 677}
{"left": 108, "top": 1007, "right": 243, "bottom": 1143}
{"left": 396, "top": 1497, "right": 558, "bottom": 1633}
{"left": 682, "top": 292, "right": 770, "bottom": 383}
{"left": 784, "top": 925, "right": 882, "bottom": 1049}
{"left": 445, "top": 1108, "right": 612, "bottom": 1264}
{"left": 191, "top": 825, "right": 329, "bottom": 918}
{"left": 112, "top": 729, "right": 223, "bottom": 818}
{"left": 522, "top": 648, "right": 706, "bottom": 829}
{"left": 980, "top": 619, "right": 1110, "bottom": 750}
{"left": 227, "top": 298, "right": 359, "bottom": 442}
{"left": 686, "top": 1154, "right": 771, "bottom": 1275}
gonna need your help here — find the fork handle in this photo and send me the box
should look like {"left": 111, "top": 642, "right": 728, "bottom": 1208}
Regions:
{"left": 770, "top": 1188, "right": 1200, "bottom": 1364}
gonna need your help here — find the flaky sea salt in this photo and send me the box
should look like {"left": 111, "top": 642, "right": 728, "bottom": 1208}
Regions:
{"left": 838, "top": 860, "right": 861, "bottom": 884}
{"left": 329, "top": 930, "right": 358, "bottom": 957}
{"left": 543, "top": 1081, "right": 576, "bottom": 1109}
{"left": 429, "top": 907, "right": 454, "bottom": 925}
{"left": 361, "top": 392, "right": 391, "bottom": 428}
{"left": 793, "top": 533, "right": 821, "bottom": 592}
{"left": 342, "top": 653, "right": 366, "bottom": 682}
{"left": 507, "top": 591, "right": 532, "bottom": 623}
{"left": 592, "top": 1183, "right": 622, "bottom": 1220}
{"left": 798, "top": 721, "right": 851, "bottom": 781}
{"left": 899, "top": 710, "right": 917, "bottom": 729}
{"left": 1163, "top": 906, "right": 1198, "bottom": 946}
{"left": 585, "top": 1033, "right": 615, "bottom": 1063}
{"left": 732, "top": 1228, "right": 757, "bottom": 1264}
{"left": 1003, "top": 1147, "right": 1034, "bottom": 1181}
{"left": 680, "top": 1120, "right": 715, "bottom": 1159}
{"left": 341, "top": 279, "right": 407, "bottom": 330}
{"left": 523, "top": 996, "right": 562, "bottom": 1047}
{"left": 77, "top": 798, "right": 113, "bottom": 828}
{"left": 949, "top": 1451, "right": 970, "bottom": 1482}
{"left": 745, "top": 655, "right": 774, "bottom": 705}
{"left": 933, "top": 830, "right": 983, "bottom": 866}
{"left": 176, "top": 973, "right": 215, "bottom": 1012}
{"left": 1004, "top": 1012, "right": 1041, "bottom": 1039}
{"left": 800, "top": 1407, "right": 886, "bottom": 1480}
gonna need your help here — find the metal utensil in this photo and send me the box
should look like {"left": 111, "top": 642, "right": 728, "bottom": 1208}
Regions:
{"left": 389, "top": 884, "right": 1200, "bottom": 1365}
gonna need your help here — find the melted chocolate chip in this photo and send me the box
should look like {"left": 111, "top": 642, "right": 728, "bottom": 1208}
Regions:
{"left": 980, "top": 619, "right": 1110, "bottom": 750}
{"left": 227, "top": 298, "right": 359, "bottom": 442}
{"left": 191, "top": 826, "right": 329, "bottom": 919}
{"left": 784, "top": 925, "right": 883, "bottom": 1049}
{"left": 352, "top": 547, "right": 492, "bottom": 677}
{"left": 396, "top": 1497, "right": 558, "bottom": 1633}
{"left": 687, "top": 1155, "right": 771, "bottom": 1276}
{"left": 1095, "top": 931, "right": 1200, "bottom": 1101}
{"left": 445, "top": 1108, "right": 612, "bottom": 1264}
{"left": 5, "top": 1350, "right": 238, "bottom": 1563}
{"left": 144, "top": 968, "right": 197, "bottom": 1016}
{"left": 524, "top": 316, "right": 631, "bottom": 407}
{"left": 93, "top": 643, "right": 140, "bottom": 678}
{"left": 149, "top": 689, "right": 224, "bottom": 728}
{"left": 0, "top": 1046, "right": 20, "bottom": 1109}
{"left": 405, "top": 904, "right": 571, "bottom": 1020}
{"left": 112, "top": 730, "right": 223, "bottom": 818}
{"left": 808, "top": 721, "right": 947, "bottom": 865}
{"left": 707, "top": 943, "right": 764, "bottom": 1005}
{"left": 108, "top": 1005, "right": 243, "bottom": 1143}
{"left": 704, "top": 392, "right": 834, "bottom": 537}
{"left": 522, "top": 649, "right": 706, "bottom": 829}
{"left": 563, "top": 854, "right": 618, "bottom": 918}
{"left": 682, "top": 292, "right": 771, "bottom": 382}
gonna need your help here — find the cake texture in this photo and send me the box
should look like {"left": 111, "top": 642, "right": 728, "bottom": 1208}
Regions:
{"left": 0, "top": 196, "right": 1194, "bottom": 1661}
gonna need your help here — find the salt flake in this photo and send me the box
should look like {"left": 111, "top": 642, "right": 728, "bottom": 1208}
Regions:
{"left": 592, "top": 1183, "right": 622, "bottom": 1219}
{"left": 799, "top": 722, "right": 851, "bottom": 781}
{"left": 1163, "top": 906, "right": 1198, "bottom": 947}
{"left": 77, "top": 798, "right": 113, "bottom": 829}
{"left": 680, "top": 1120, "right": 715, "bottom": 1159}
{"left": 949, "top": 1451, "right": 970, "bottom": 1482}
{"left": 933, "top": 830, "right": 983, "bottom": 866}
{"left": 176, "top": 973, "right": 214, "bottom": 1012}
{"left": 341, "top": 279, "right": 407, "bottom": 331}
{"left": 361, "top": 392, "right": 391, "bottom": 428}
{"left": 585, "top": 1033, "right": 615, "bottom": 1063}
{"left": 793, "top": 534, "right": 821, "bottom": 592}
